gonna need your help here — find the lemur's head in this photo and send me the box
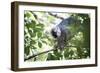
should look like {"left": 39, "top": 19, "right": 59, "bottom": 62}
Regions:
{"left": 51, "top": 26, "right": 61, "bottom": 38}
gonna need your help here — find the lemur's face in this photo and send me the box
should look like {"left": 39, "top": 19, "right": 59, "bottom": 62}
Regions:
{"left": 51, "top": 26, "right": 61, "bottom": 38}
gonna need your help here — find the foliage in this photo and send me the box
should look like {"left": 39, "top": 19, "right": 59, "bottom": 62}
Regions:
{"left": 24, "top": 11, "right": 90, "bottom": 61}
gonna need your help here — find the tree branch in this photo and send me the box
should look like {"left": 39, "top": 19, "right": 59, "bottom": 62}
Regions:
{"left": 24, "top": 45, "right": 79, "bottom": 61}
{"left": 24, "top": 48, "right": 57, "bottom": 61}
{"left": 48, "top": 12, "right": 64, "bottom": 20}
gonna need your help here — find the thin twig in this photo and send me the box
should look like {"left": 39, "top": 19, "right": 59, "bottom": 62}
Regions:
{"left": 48, "top": 12, "right": 64, "bottom": 20}
{"left": 24, "top": 48, "right": 57, "bottom": 61}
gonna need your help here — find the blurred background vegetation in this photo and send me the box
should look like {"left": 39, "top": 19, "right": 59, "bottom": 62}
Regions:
{"left": 24, "top": 11, "right": 90, "bottom": 62}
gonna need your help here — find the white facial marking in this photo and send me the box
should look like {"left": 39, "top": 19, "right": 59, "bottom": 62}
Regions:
{"left": 54, "top": 26, "right": 61, "bottom": 37}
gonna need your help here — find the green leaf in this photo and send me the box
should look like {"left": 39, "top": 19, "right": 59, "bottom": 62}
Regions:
{"left": 30, "top": 40, "right": 36, "bottom": 44}
{"left": 37, "top": 23, "right": 44, "bottom": 28}
{"left": 25, "top": 21, "right": 36, "bottom": 29}
{"left": 38, "top": 41, "right": 42, "bottom": 48}
{"left": 64, "top": 49, "right": 70, "bottom": 59}
{"left": 47, "top": 53, "right": 59, "bottom": 60}
{"left": 31, "top": 21, "right": 36, "bottom": 28}
{"left": 47, "top": 53, "right": 56, "bottom": 60}
{"left": 25, "top": 46, "right": 30, "bottom": 55}
{"left": 36, "top": 53, "right": 48, "bottom": 61}
{"left": 25, "top": 24, "right": 30, "bottom": 29}
{"left": 31, "top": 33, "right": 36, "bottom": 37}
{"left": 37, "top": 32, "right": 42, "bottom": 38}
{"left": 28, "top": 29, "right": 33, "bottom": 37}
{"left": 34, "top": 28, "right": 39, "bottom": 32}
{"left": 36, "top": 27, "right": 44, "bottom": 31}
{"left": 53, "top": 50, "right": 62, "bottom": 57}
{"left": 41, "top": 40, "right": 47, "bottom": 44}
{"left": 25, "top": 12, "right": 31, "bottom": 18}
{"left": 32, "top": 46, "right": 37, "bottom": 49}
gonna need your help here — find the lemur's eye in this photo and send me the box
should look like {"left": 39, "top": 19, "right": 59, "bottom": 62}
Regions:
{"left": 51, "top": 29, "right": 58, "bottom": 38}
